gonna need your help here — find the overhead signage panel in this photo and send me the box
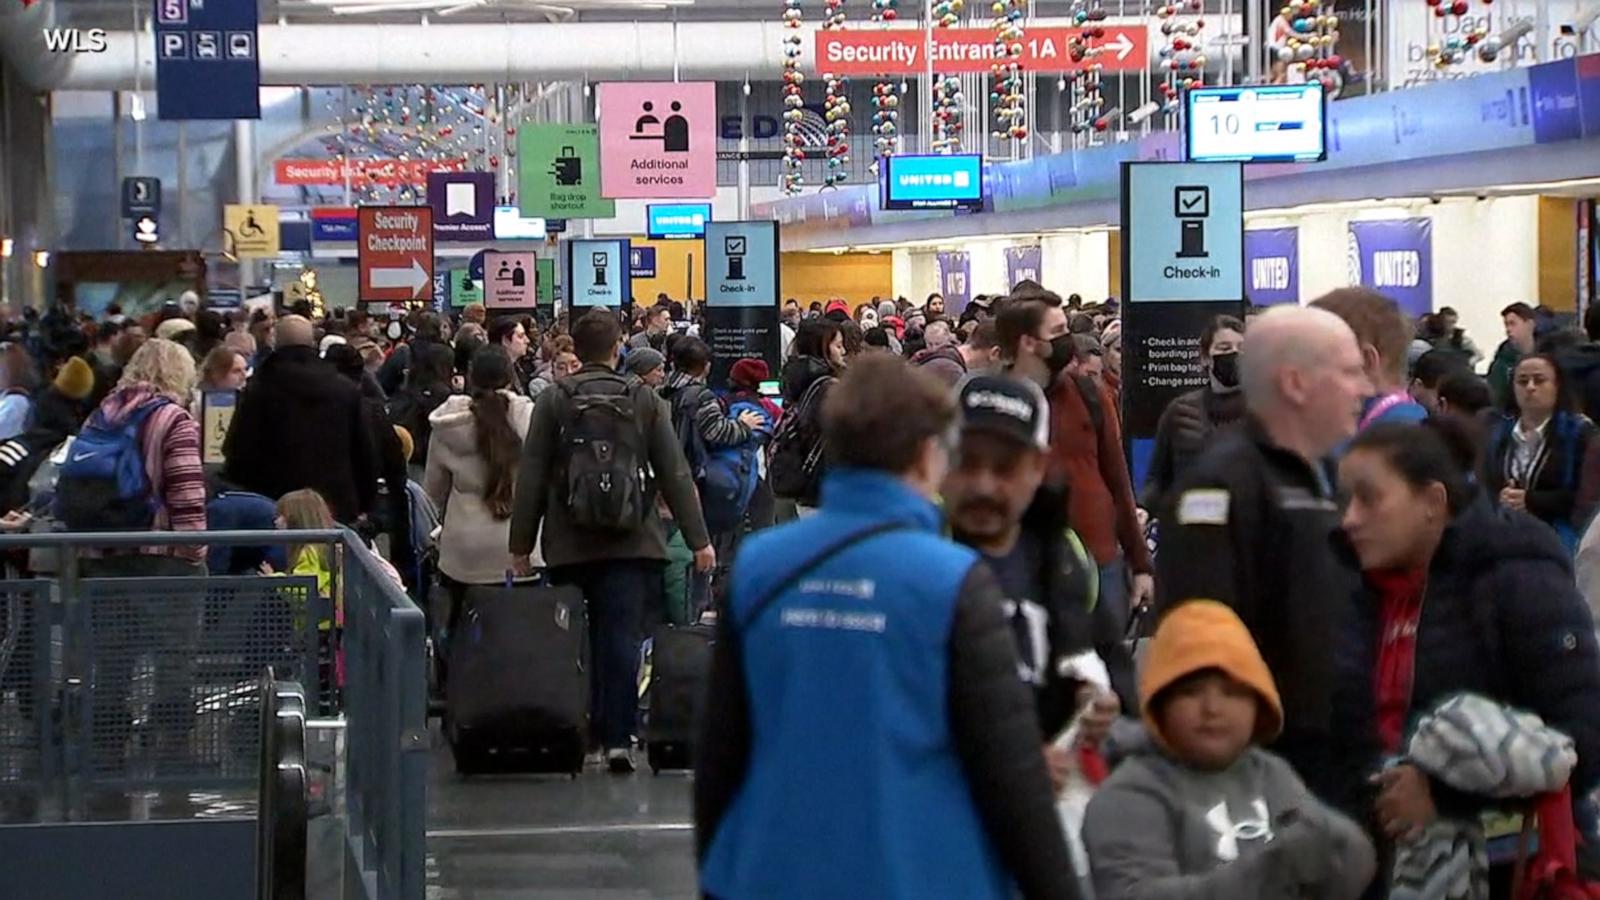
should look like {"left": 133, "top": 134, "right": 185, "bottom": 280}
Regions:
{"left": 154, "top": 0, "right": 260, "bottom": 120}
{"left": 1124, "top": 162, "right": 1244, "bottom": 304}
{"left": 358, "top": 206, "right": 435, "bottom": 303}
{"left": 427, "top": 171, "right": 496, "bottom": 242}
{"left": 518, "top": 124, "right": 616, "bottom": 219}
{"left": 598, "top": 82, "right": 718, "bottom": 199}
{"left": 815, "top": 26, "right": 1146, "bottom": 75}
{"left": 566, "top": 239, "right": 630, "bottom": 308}
{"left": 223, "top": 204, "right": 280, "bottom": 258}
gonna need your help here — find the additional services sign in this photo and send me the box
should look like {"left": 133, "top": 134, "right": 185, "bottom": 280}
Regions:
{"left": 223, "top": 204, "right": 280, "bottom": 258}
{"left": 517, "top": 124, "right": 615, "bottom": 219}
{"left": 815, "top": 26, "right": 1145, "bottom": 76}
{"left": 598, "top": 82, "right": 718, "bottom": 199}
{"left": 154, "top": 0, "right": 260, "bottom": 120}
{"left": 1348, "top": 218, "right": 1433, "bottom": 316}
{"left": 565, "top": 239, "right": 631, "bottom": 308}
{"left": 1124, "top": 162, "right": 1244, "bottom": 304}
{"left": 358, "top": 206, "right": 435, "bottom": 303}
{"left": 704, "top": 221, "right": 781, "bottom": 388}
{"left": 484, "top": 251, "right": 538, "bottom": 311}
{"left": 122, "top": 177, "right": 161, "bottom": 218}
{"left": 427, "top": 171, "right": 495, "bottom": 242}
{"left": 1244, "top": 228, "right": 1300, "bottom": 306}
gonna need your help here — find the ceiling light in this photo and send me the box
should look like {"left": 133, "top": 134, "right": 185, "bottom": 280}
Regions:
{"left": 33, "top": 251, "right": 50, "bottom": 269}
{"left": 0, "top": 238, "right": 12, "bottom": 259}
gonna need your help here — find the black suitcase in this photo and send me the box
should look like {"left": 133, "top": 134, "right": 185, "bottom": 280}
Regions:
{"left": 646, "top": 622, "right": 714, "bottom": 774}
{"left": 446, "top": 582, "right": 589, "bottom": 776}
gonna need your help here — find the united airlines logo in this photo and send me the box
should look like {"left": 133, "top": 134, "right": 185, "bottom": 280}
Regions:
{"left": 1346, "top": 231, "right": 1363, "bottom": 286}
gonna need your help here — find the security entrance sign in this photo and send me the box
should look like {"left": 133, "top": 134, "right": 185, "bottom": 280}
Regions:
{"left": 358, "top": 206, "right": 435, "bottom": 303}
{"left": 154, "top": 0, "right": 260, "bottom": 120}
{"left": 1120, "top": 161, "right": 1246, "bottom": 489}
{"left": 518, "top": 124, "right": 615, "bottom": 219}
{"left": 703, "top": 221, "right": 781, "bottom": 388}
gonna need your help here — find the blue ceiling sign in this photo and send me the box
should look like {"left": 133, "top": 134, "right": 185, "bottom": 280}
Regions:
{"left": 154, "top": 0, "right": 260, "bottom": 120}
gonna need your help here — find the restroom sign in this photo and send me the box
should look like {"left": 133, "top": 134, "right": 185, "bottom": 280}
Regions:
{"left": 598, "top": 82, "right": 718, "bottom": 199}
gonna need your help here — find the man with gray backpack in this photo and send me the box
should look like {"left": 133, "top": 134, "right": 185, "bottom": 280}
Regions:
{"left": 509, "top": 309, "right": 713, "bottom": 774}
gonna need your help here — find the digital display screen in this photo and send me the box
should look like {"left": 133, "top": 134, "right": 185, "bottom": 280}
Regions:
{"left": 647, "top": 203, "right": 712, "bottom": 240}
{"left": 493, "top": 206, "right": 547, "bottom": 240}
{"left": 1184, "top": 83, "right": 1327, "bottom": 164}
{"left": 879, "top": 154, "right": 985, "bottom": 211}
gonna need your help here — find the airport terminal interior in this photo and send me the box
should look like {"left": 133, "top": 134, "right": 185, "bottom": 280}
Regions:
{"left": 1, "top": 0, "right": 1600, "bottom": 897}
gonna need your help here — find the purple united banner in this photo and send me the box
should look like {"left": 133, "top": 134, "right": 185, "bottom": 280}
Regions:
{"left": 1004, "top": 244, "right": 1043, "bottom": 290}
{"left": 1243, "top": 228, "right": 1299, "bottom": 307}
{"left": 1347, "top": 218, "right": 1433, "bottom": 316}
{"left": 936, "top": 251, "right": 972, "bottom": 315}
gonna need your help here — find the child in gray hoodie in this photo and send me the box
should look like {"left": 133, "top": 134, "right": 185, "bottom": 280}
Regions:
{"left": 1082, "top": 600, "right": 1375, "bottom": 900}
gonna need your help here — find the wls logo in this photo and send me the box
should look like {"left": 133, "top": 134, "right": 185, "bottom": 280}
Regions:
{"left": 42, "top": 27, "right": 108, "bottom": 53}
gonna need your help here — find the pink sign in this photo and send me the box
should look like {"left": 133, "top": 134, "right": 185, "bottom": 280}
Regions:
{"left": 598, "top": 81, "right": 717, "bottom": 200}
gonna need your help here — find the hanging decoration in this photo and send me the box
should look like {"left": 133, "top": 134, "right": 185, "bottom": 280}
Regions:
{"left": 781, "top": 0, "right": 808, "bottom": 195}
{"left": 930, "top": 0, "right": 965, "bottom": 153}
{"left": 1275, "top": 3, "right": 1343, "bottom": 89}
{"left": 1155, "top": 1, "right": 1206, "bottom": 121}
{"left": 870, "top": 0, "right": 901, "bottom": 164}
{"left": 822, "top": 0, "right": 852, "bottom": 187}
{"left": 990, "top": 0, "right": 1027, "bottom": 144}
{"left": 1066, "top": 1, "right": 1109, "bottom": 135}
{"left": 326, "top": 84, "right": 491, "bottom": 206}
{"left": 1423, "top": 0, "right": 1494, "bottom": 67}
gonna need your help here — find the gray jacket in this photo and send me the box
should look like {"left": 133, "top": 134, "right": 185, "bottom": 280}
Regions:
{"left": 509, "top": 365, "right": 711, "bottom": 566}
{"left": 1082, "top": 743, "right": 1375, "bottom": 900}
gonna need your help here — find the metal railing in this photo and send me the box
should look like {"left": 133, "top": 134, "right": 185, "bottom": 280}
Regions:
{"left": 257, "top": 667, "right": 308, "bottom": 900}
{"left": 0, "top": 529, "right": 426, "bottom": 900}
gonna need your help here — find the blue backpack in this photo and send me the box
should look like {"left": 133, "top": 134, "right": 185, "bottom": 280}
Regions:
{"left": 673, "top": 389, "right": 764, "bottom": 535}
{"left": 53, "top": 398, "right": 170, "bottom": 531}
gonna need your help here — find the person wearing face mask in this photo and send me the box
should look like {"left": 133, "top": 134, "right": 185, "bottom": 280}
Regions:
{"left": 1141, "top": 316, "right": 1247, "bottom": 510}
{"left": 995, "top": 286, "right": 1155, "bottom": 653}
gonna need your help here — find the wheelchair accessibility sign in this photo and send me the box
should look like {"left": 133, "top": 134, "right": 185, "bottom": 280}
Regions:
{"left": 224, "top": 204, "right": 280, "bottom": 258}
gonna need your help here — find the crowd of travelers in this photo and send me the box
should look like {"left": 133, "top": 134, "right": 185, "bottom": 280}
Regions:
{"left": 5, "top": 281, "right": 1600, "bottom": 899}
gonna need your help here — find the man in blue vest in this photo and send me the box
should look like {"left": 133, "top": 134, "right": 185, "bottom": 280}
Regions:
{"left": 694, "top": 353, "right": 1077, "bottom": 900}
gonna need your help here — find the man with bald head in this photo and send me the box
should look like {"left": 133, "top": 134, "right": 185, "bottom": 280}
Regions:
{"left": 223, "top": 313, "right": 378, "bottom": 523}
{"left": 1154, "top": 305, "right": 1371, "bottom": 802}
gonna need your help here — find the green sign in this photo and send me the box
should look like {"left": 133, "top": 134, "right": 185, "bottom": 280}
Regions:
{"left": 448, "top": 268, "right": 483, "bottom": 308}
{"left": 518, "top": 124, "right": 615, "bottom": 220}
{"left": 537, "top": 258, "right": 555, "bottom": 307}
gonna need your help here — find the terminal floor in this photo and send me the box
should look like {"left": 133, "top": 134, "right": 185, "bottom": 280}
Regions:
{"left": 422, "top": 731, "right": 699, "bottom": 899}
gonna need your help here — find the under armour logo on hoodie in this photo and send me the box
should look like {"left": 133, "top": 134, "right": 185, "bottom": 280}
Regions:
{"left": 1206, "top": 799, "right": 1273, "bottom": 861}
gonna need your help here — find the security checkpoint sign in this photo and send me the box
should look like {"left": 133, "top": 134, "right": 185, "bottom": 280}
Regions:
{"left": 154, "top": 0, "right": 260, "bottom": 120}
{"left": 814, "top": 26, "right": 1146, "bottom": 76}
{"left": 358, "top": 206, "right": 435, "bottom": 303}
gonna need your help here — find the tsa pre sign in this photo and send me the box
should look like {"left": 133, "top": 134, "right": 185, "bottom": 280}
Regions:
{"left": 359, "top": 207, "right": 434, "bottom": 303}
{"left": 814, "top": 26, "right": 1145, "bottom": 75}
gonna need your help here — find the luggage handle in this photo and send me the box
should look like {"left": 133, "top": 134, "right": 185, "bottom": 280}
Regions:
{"left": 737, "top": 519, "right": 916, "bottom": 633}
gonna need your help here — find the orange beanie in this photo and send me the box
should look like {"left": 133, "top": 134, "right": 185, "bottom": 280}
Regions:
{"left": 1139, "top": 600, "right": 1284, "bottom": 752}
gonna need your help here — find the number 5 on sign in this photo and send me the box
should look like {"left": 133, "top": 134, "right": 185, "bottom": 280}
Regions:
{"left": 158, "top": 0, "right": 187, "bottom": 24}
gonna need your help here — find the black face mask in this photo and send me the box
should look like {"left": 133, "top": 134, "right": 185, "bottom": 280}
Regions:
{"left": 1211, "top": 351, "right": 1241, "bottom": 388}
{"left": 1045, "top": 334, "right": 1077, "bottom": 376}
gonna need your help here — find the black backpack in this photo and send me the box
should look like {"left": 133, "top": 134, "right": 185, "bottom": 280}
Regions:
{"left": 557, "top": 375, "right": 650, "bottom": 532}
{"left": 767, "top": 375, "right": 834, "bottom": 505}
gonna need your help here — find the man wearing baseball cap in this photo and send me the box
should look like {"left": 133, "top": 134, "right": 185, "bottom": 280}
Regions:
{"left": 944, "top": 374, "right": 1136, "bottom": 772}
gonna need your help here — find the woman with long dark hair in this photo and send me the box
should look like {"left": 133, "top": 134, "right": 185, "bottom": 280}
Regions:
{"left": 1483, "top": 352, "right": 1596, "bottom": 551}
{"left": 424, "top": 345, "right": 536, "bottom": 592}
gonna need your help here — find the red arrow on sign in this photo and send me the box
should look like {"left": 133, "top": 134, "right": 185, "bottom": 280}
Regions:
{"left": 358, "top": 206, "right": 434, "bottom": 303}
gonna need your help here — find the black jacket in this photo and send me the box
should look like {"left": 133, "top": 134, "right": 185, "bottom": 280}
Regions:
{"left": 776, "top": 355, "right": 838, "bottom": 507}
{"left": 222, "top": 345, "right": 378, "bottom": 523}
{"left": 1482, "top": 410, "right": 1595, "bottom": 539}
{"left": 1559, "top": 342, "right": 1600, "bottom": 426}
{"left": 354, "top": 378, "right": 414, "bottom": 585}
{"left": 1154, "top": 416, "right": 1359, "bottom": 801}
{"left": 1141, "top": 385, "right": 1246, "bottom": 508}
{"left": 1330, "top": 497, "right": 1600, "bottom": 822}
{"left": 386, "top": 383, "right": 453, "bottom": 470}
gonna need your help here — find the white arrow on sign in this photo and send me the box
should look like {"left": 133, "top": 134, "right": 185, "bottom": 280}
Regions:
{"left": 369, "top": 259, "right": 429, "bottom": 297}
{"left": 1108, "top": 32, "right": 1136, "bottom": 61}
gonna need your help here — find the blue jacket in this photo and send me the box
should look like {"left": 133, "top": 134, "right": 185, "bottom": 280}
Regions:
{"left": 697, "top": 468, "right": 1073, "bottom": 900}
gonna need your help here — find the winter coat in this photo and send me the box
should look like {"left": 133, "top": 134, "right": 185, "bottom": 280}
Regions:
{"left": 696, "top": 468, "right": 1077, "bottom": 900}
{"left": 1487, "top": 339, "right": 1523, "bottom": 411}
{"left": 1045, "top": 371, "right": 1151, "bottom": 573}
{"left": 661, "top": 372, "right": 754, "bottom": 451}
{"left": 1482, "top": 410, "right": 1595, "bottom": 548}
{"left": 1559, "top": 341, "right": 1600, "bottom": 426}
{"left": 425, "top": 391, "right": 535, "bottom": 584}
{"left": 222, "top": 345, "right": 377, "bottom": 523}
{"left": 508, "top": 365, "right": 710, "bottom": 567}
{"left": 1083, "top": 739, "right": 1375, "bottom": 900}
{"left": 96, "top": 385, "right": 208, "bottom": 562}
{"left": 911, "top": 343, "right": 968, "bottom": 386}
{"left": 386, "top": 382, "right": 453, "bottom": 470}
{"left": 779, "top": 353, "right": 834, "bottom": 407}
{"left": 1142, "top": 385, "right": 1246, "bottom": 509}
{"left": 1330, "top": 497, "right": 1600, "bottom": 827}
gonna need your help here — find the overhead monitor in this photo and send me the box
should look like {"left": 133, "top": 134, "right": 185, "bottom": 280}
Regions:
{"left": 647, "top": 203, "right": 712, "bottom": 240}
{"left": 493, "top": 205, "right": 547, "bottom": 240}
{"left": 1184, "top": 83, "right": 1328, "bottom": 164}
{"left": 879, "top": 153, "right": 985, "bottom": 211}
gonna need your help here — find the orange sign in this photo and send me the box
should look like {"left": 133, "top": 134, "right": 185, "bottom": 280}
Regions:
{"left": 814, "top": 26, "right": 1146, "bottom": 75}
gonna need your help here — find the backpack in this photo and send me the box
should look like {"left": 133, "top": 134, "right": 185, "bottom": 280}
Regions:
{"left": 768, "top": 375, "right": 834, "bottom": 505}
{"left": 671, "top": 385, "right": 762, "bottom": 535}
{"left": 1071, "top": 374, "right": 1105, "bottom": 438}
{"left": 53, "top": 398, "right": 170, "bottom": 531}
{"left": 557, "top": 375, "right": 650, "bottom": 532}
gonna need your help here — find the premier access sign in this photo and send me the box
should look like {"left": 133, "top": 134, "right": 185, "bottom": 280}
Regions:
{"left": 359, "top": 206, "right": 434, "bottom": 303}
{"left": 814, "top": 26, "right": 1144, "bottom": 75}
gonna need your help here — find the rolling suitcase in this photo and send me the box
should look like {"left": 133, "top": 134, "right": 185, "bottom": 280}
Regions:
{"left": 446, "top": 581, "right": 589, "bottom": 776}
{"left": 645, "top": 622, "right": 714, "bottom": 774}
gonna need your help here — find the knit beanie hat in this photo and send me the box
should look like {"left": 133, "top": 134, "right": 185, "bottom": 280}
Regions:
{"left": 393, "top": 425, "right": 414, "bottom": 464}
{"left": 878, "top": 300, "right": 898, "bottom": 320}
{"left": 1139, "top": 600, "right": 1283, "bottom": 752}
{"left": 825, "top": 299, "right": 850, "bottom": 317}
{"left": 53, "top": 356, "right": 96, "bottom": 401}
{"left": 623, "top": 347, "right": 665, "bottom": 379}
{"left": 729, "top": 358, "right": 770, "bottom": 390}
{"left": 155, "top": 317, "right": 196, "bottom": 341}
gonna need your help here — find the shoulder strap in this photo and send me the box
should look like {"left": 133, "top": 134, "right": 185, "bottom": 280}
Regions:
{"left": 1074, "top": 375, "right": 1104, "bottom": 436}
{"left": 737, "top": 519, "right": 917, "bottom": 632}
